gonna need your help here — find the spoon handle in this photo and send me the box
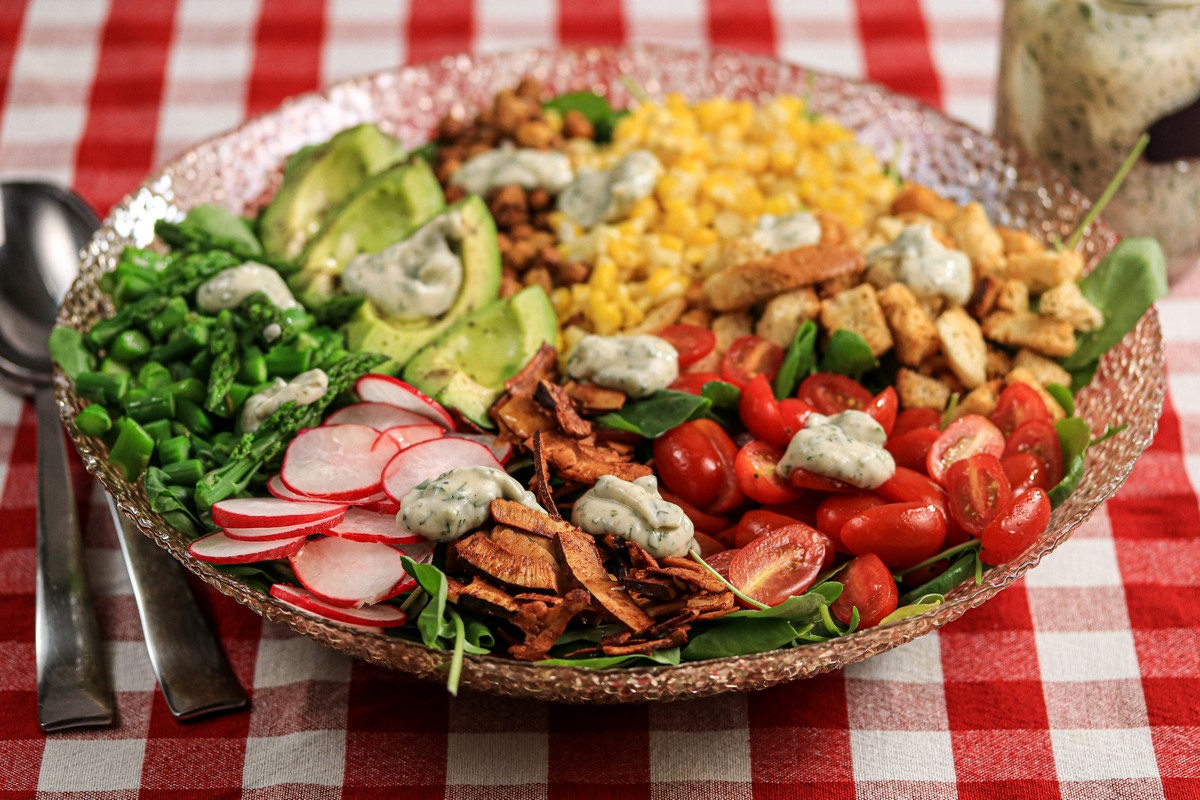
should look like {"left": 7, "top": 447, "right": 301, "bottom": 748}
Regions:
{"left": 34, "top": 388, "right": 114, "bottom": 731}
{"left": 106, "top": 496, "right": 248, "bottom": 720}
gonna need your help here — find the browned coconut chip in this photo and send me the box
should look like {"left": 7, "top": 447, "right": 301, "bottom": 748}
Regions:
{"left": 489, "top": 498, "right": 576, "bottom": 538}
{"left": 534, "top": 379, "right": 592, "bottom": 438}
{"left": 508, "top": 589, "right": 593, "bottom": 661}
{"left": 528, "top": 432, "right": 561, "bottom": 519}
{"left": 563, "top": 380, "right": 626, "bottom": 415}
{"left": 454, "top": 532, "right": 561, "bottom": 593}
{"left": 446, "top": 576, "right": 520, "bottom": 619}
{"left": 556, "top": 529, "right": 654, "bottom": 634}
{"left": 534, "top": 431, "right": 653, "bottom": 484}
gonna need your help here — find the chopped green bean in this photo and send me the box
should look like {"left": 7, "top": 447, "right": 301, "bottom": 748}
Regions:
{"left": 125, "top": 392, "right": 176, "bottom": 424}
{"left": 237, "top": 348, "right": 267, "bottom": 385}
{"left": 74, "top": 404, "right": 112, "bottom": 437}
{"left": 99, "top": 357, "right": 131, "bottom": 376}
{"left": 137, "top": 361, "right": 172, "bottom": 391}
{"left": 147, "top": 297, "right": 188, "bottom": 342}
{"left": 108, "top": 417, "right": 155, "bottom": 481}
{"left": 161, "top": 458, "right": 205, "bottom": 486}
{"left": 76, "top": 371, "right": 129, "bottom": 404}
{"left": 157, "top": 435, "right": 191, "bottom": 465}
{"left": 227, "top": 383, "right": 253, "bottom": 412}
{"left": 264, "top": 345, "right": 311, "bottom": 378}
{"left": 176, "top": 399, "right": 213, "bottom": 436}
{"left": 150, "top": 322, "right": 209, "bottom": 362}
{"left": 166, "top": 377, "right": 206, "bottom": 405}
{"left": 142, "top": 419, "right": 174, "bottom": 443}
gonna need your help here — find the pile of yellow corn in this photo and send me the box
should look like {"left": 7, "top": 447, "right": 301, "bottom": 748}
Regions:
{"left": 549, "top": 94, "right": 898, "bottom": 345}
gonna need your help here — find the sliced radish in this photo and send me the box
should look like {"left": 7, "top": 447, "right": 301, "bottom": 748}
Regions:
{"left": 379, "top": 424, "right": 444, "bottom": 451}
{"left": 346, "top": 491, "right": 388, "bottom": 506}
{"left": 329, "top": 507, "right": 425, "bottom": 544}
{"left": 448, "top": 432, "right": 513, "bottom": 464}
{"left": 360, "top": 497, "right": 401, "bottom": 515}
{"left": 355, "top": 374, "right": 455, "bottom": 430}
{"left": 381, "top": 437, "right": 501, "bottom": 505}
{"left": 189, "top": 531, "right": 306, "bottom": 564}
{"left": 325, "top": 402, "right": 429, "bottom": 431}
{"left": 269, "top": 584, "right": 408, "bottom": 627}
{"left": 267, "top": 475, "right": 314, "bottom": 502}
{"left": 281, "top": 423, "right": 399, "bottom": 501}
{"left": 290, "top": 536, "right": 413, "bottom": 607}
{"left": 395, "top": 539, "right": 436, "bottom": 565}
{"left": 223, "top": 511, "right": 345, "bottom": 541}
{"left": 212, "top": 496, "right": 349, "bottom": 529}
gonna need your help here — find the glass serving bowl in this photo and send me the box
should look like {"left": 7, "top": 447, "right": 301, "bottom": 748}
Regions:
{"left": 54, "top": 45, "right": 1164, "bottom": 703}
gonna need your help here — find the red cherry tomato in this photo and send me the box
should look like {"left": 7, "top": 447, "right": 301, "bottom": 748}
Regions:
{"left": 1003, "top": 420, "right": 1064, "bottom": 487}
{"left": 927, "top": 414, "right": 1006, "bottom": 485}
{"left": 738, "top": 375, "right": 813, "bottom": 447}
{"left": 764, "top": 497, "right": 821, "bottom": 528}
{"left": 902, "top": 559, "right": 950, "bottom": 587}
{"left": 788, "top": 467, "right": 858, "bottom": 494}
{"left": 656, "top": 324, "right": 716, "bottom": 367}
{"left": 733, "top": 440, "right": 803, "bottom": 505}
{"left": 797, "top": 373, "right": 874, "bottom": 415}
{"left": 944, "top": 454, "right": 1013, "bottom": 536}
{"left": 1002, "top": 453, "right": 1052, "bottom": 495}
{"left": 831, "top": 553, "right": 899, "bottom": 629}
{"left": 670, "top": 371, "right": 723, "bottom": 396}
{"left": 991, "top": 383, "right": 1052, "bottom": 438}
{"left": 866, "top": 387, "right": 898, "bottom": 436}
{"left": 734, "top": 509, "right": 801, "bottom": 548}
{"left": 692, "top": 530, "right": 726, "bottom": 559}
{"left": 721, "top": 336, "right": 785, "bottom": 388}
{"left": 980, "top": 487, "right": 1051, "bottom": 565}
{"left": 816, "top": 494, "right": 888, "bottom": 551}
{"left": 729, "top": 523, "right": 829, "bottom": 606}
{"left": 878, "top": 467, "right": 946, "bottom": 507}
{"left": 886, "top": 427, "right": 940, "bottom": 473}
{"left": 659, "top": 489, "right": 729, "bottom": 535}
{"left": 653, "top": 419, "right": 743, "bottom": 514}
{"left": 839, "top": 501, "right": 948, "bottom": 569}
{"left": 892, "top": 407, "right": 941, "bottom": 438}
{"left": 704, "top": 549, "right": 739, "bottom": 580}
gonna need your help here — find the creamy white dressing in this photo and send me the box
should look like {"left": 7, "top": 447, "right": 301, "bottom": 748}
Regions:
{"left": 262, "top": 323, "right": 282, "bottom": 343}
{"left": 778, "top": 410, "right": 895, "bottom": 490}
{"left": 341, "top": 210, "right": 465, "bottom": 320}
{"left": 398, "top": 466, "right": 545, "bottom": 543}
{"left": 239, "top": 368, "right": 328, "bottom": 433}
{"left": 558, "top": 150, "right": 663, "bottom": 228}
{"left": 571, "top": 474, "right": 696, "bottom": 559}
{"left": 751, "top": 211, "right": 822, "bottom": 254}
{"left": 565, "top": 334, "right": 679, "bottom": 398}
{"left": 450, "top": 145, "right": 574, "bottom": 196}
{"left": 868, "top": 224, "right": 973, "bottom": 306}
{"left": 196, "top": 263, "right": 298, "bottom": 313}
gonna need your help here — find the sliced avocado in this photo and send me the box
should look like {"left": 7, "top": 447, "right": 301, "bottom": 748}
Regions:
{"left": 291, "top": 157, "right": 445, "bottom": 304}
{"left": 402, "top": 285, "right": 558, "bottom": 429}
{"left": 259, "top": 124, "right": 406, "bottom": 262}
{"left": 343, "top": 195, "right": 502, "bottom": 370}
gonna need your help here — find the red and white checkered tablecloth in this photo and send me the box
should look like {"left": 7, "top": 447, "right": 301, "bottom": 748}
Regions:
{"left": 1, "top": 1, "right": 1197, "bottom": 798}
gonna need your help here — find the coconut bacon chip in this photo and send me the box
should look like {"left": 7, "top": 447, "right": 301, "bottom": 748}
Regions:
{"left": 557, "top": 529, "right": 654, "bottom": 634}
{"left": 534, "top": 379, "right": 592, "bottom": 438}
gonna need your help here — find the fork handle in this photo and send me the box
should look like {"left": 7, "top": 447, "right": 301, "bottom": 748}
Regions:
{"left": 35, "top": 388, "right": 114, "bottom": 731}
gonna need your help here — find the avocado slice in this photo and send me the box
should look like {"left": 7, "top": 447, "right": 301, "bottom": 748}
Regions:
{"left": 343, "top": 195, "right": 503, "bottom": 370}
{"left": 290, "top": 157, "right": 445, "bottom": 304}
{"left": 259, "top": 124, "right": 406, "bottom": 262}
{"left": 402, "top": 285, "right": 558, "bottom": 428}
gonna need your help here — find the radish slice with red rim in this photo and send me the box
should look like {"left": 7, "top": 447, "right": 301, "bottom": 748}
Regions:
{"left": 379, "top": 424, "right": 444, "bottom": 451}
{"left": 360, "top": 497, "right": 400, "bottom": 515}
{"left": 281, "top": 423, "right": 399, "bottom": 501}
{"left": 325, "top": 402, "right": 430, "bottom": 431}
{"left": 395, "top": 538, "right": 436, "bottom": 564}
{"left": 269, "top": 584, "right": 407, "bottom": 627}
{"left": 355, "top": 374, "right": 454, "bottom": 430}
{"left": 223, "top": 511, "right": 345, "bottom": 541}
{"left": 289, "top": 536, "right": 413, "bottom": 607}
{"left": 267, "top": 475, "right": 313, "bottom": 502}
{"left": 190, "top": 531, "right": 307, "bottom": 564}
{"left": 212, "top": 496, "right": 348, "bottom": 528}
{"left": 328, "top": 507, "right": 425, "bottom": 544}
{"left": 448, "top": 432, "right": 513, "bottom": 464}
{"left": 381, "top": 437, "right": 501, "bottom": 505}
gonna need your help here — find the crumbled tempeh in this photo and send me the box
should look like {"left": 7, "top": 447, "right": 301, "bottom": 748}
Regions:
{"left": 936, "top": 307, "right": 988, "bottom": 389}
{"left": 557, "top": 529, "right": 654, "bottom": 633}
{"left": 490, "top": 498, "right": 576, "bottom": 538}
{"left": 1039, "top": 281, "right": 1104, "bottom": 332}
{"left": 1013, "top": 348, "right": 1073, "bottom": 388}
{"left": 755, "top": 288, "right": 821, "bottom": 349}
{"left": 982, "top": 311, "right": 1077, "bottom": 357}
{"left": 996, "top": 279, "right": 1030, "bottom": 313}
{"left": 455, "top": 532, "right": 561, "bottom": 593}
{"left": 891, "top": 184, "right": 959, "bottom": 222}
{"left": 897, "top": 368, "right": 951, "bottom": 410}
{"left": 948, "top": 202, "right": 1005, "bottom": 276}
{"left": 820, "top": 283, "right": 894, "bottom": 357}
{"left": 534, "top": 379, "right": 592, "bottom": 438}
{"left": 1006, "top": 367, "right": 1066, "bottom": 421}
{"left": 998, "top": 227, "right": 1042, "bottom": 256}
{"left": 1001, "top": 250, "right": 1084, "bottom": 294}
{"left": 966, "top": 274, "right": 1004, "bottom": 319}
{"left": 878, "top": 282, "right": 940, "bottom": 366}
{"left": 703, "top": 242, "right": 865, "bottom": 311}
{"left": 508, "top": 589, "right": 593, "bottom": 661}
{"left": 563, "top": 381, "right": 626, "bottom": 415}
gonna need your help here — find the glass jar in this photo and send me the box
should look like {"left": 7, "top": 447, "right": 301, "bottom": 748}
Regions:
{"left": 996, "top": 0, "right": 1200, "bottom": 280}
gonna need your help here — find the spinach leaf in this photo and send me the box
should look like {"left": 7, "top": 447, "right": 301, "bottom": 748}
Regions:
{"left": 218, "top": 561, "right": 297, "bottom": 595}
{"left": 596, "top": 390, "right": 710, "bottom": 438}
{"left": 156, "top": 204, "right": 264, "bottom": 259}
{"left": 879, "top": 594, "right": 944, "bottom": 625}
{"left": 701, "top": 380, "right": 741, "bottom": 412}
{"left": 1046, "top": 383, "right": 1075, "bottom": 417}
{"left": 1060, "top": 238, "right": 1168, "bottom": 391}
{"left": 144, "top": 466, "right": 201, "bottom": 536}
{"left": 409, "top": 141, "right": 439, "bottom": 164}
{"left": 543, "top": 91, "right": 628, "bottom": 142}
{"left": 682, "top": 618, "right": 800, "bottom": 661}
{"left": 819, "top": 329, "right": 878, "bottom": 379}
{"left": 538, "top": 647, "right": 681, "bottom": 669}
{"left": 49, "top": 328, "right": 95, "bottom": 379}
{"left": 725, "top": 585, "right": 837, "bottom": 622}
{"left": 401, "top": 556, "right": 453, "bottom": 647}
{"left": 463, "top": 618, "right": 494, "bottom": 653}
{"left": 774, "top": 320, "right": 818, "bottom": 399}
{"left": 900, "top": 551, "right": 978, "bottom": 600}
{"left": 1048, "top": 416, "right": 1091, "bottom": 508}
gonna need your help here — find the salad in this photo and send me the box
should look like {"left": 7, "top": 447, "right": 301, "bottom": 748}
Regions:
{"left": 51, "top": 76, "right": 1167, "bottom": 691}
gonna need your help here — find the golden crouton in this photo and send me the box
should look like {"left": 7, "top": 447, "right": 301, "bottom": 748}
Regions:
{"left": 892, "top": 185, "right": 959, "bottom": 222}
{"left": 703, "top": 242, "right": 865, "bottom": 312}
{"left": 986, "top": 347, "right": 1013, "bottom": 379}
{"left": 1001, "top": 250, "right": 1084, "bottom": 294}
{"left": 818, "top": 273, "right": 860, "bottom": 299}
{"left": 998, "top": 227, "right": 1042, "bottom": 256}
{"left": 627, "top": 297, "right": 685, "bottom": 334}
{"left": 1039, "top": 281, "right": 1104, "bottom": 332}
{"left": 865, "top": 215, "right": 907, "bottom": 251}
{"left": 936, "top": 307, "right": 988, "bottom": 390}
{"left": 678, "top": 307, "right": 714, "bottom": 328}
{"left": 948, "top": 202, "right": 1005, "bottom": 276}
{"left": 1006, "top": 367, "right": 1066, "bottom": 421}
{"left": 755, "top": 288, "right": 821, "bottom": 349}
{"left": 820, "top": 284, "right": 895, "bottom": 357}
{"left": 996, "top": 279, "right": 1030, "bottom": 313}
{"left": 950, "top": 379, "right": 1004, "bottom": 421}
{"left": 878, "top": 283, "right": 940, "bottom": 367}
{"left": 982, "top": 311, "right": 1077, "bottom": 357}
{"left": 966, "top": 274, "right": 1004, "bottom": 319}
{"left": 897, "top": 368, "right": 951, "bottom": 410}
{"left": 1013, "top": 349, "right": 1073, "bottom": 388}
{"left": 711, "top": 311, "right": 754, "bottom": 353}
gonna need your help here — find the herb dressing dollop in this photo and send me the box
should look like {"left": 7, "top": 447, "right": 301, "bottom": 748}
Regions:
{"left": 565, "top": 334, "right": 679, "bottom": 398}
{"left": 751, "top": 211, "right": 822, "bottom": 254}
{"left": 778, "top": 410, "right": 895, "bottom": 490}
{"left": 868, "top": 224, "right": 973, "bottom": 306}
{"left": 240, "top": 368, "right": 328, "bottom": 433}
{"left": 450, "top": 146, "right": 574, "bottom": 196}
{"left": 558, "top": 150, "right": 663, "bottom": 228}
{"left": 196, "top": 263, "right": 299, "bottom": 313}
{"left": 399, "top": 466, "right": 545, "bottom": 543}
{"left": 571, "top": 474, "right": 696, "bottom": 559}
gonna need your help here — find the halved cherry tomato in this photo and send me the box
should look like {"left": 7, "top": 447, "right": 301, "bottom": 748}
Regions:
{"left": 721, "top": 336, "right": 784, "bottom": 388}
{"left": 1002, "top": 453, "right": 1051, "bottom": 495}
{"left": 944, "top": 454, "right": 1012, "bottom": 536}
{"left": 886, "top": 427, "right": 940, "bottom": 473}
{"left": 878, "top": 467, "right": 946, "bottom": 507}
{"left": 656, "top": 324, "right": 716, "bottom": 367}
{"left": 788, "top": 467, "right": 858, "bottom": 494}
{"left": 816, "top": 494, "right": 888, "bottom": 551}
{"left": 991, "top": 383, "right": 1052, "bottom": 438}
{"left": 734, "top": 509, "right": 801, "bottom": 548}
{"left": 653, "top": 419, "right": 743, "bottom": 514}
{"left": 692, "top": 530, "right": 726, "bottom": 559}
{"left": 660, "top": 489, "right": 729, "bottom": 535}
{"left": 927, "top": 414, "right": 1006, "bottom": 485}
{"left": 797, "top": 373, "right": 874, "bottom": 415}
{"left": 839, "top": 501, "right": 947, "bottom": 569}
{"left": 738, "top": 374, "right": 813, "bottom": 447}
{"left": 704, "top": 549, "right": 739, "bottom": 580}
{"left": 831, "top": 553, "right": 898, "bottom": 628}
{"left": 764, "top": 497, "right": 821, "bottom": 528}
{"left": 980, "top": 487, "right": 1051, "bottom": 565}
{"left": 1003, "top": 420, "right": 1064, "bottom": 487}
{"left": 670, "top": 371, "right": 723, "bottom": 396}
{"left": 729, "top": 523, "right": 829, "bottom": 606}
{"left": 866, "top": 387, "right": 898, "bottom": 436}
{"left": 893, "top": 407, "right": 941, "bottom": 438}
{"left": 733, "top": 440, "right": 803, "bottom": 505}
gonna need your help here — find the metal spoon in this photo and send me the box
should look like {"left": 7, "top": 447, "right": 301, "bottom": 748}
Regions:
{"left": 0, "top": 181, "right": 246, "bottom": 729}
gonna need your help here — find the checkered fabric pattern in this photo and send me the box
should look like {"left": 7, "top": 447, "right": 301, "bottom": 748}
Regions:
{"left": 0, "top": 1, "right": 1196, "bottom": 797}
